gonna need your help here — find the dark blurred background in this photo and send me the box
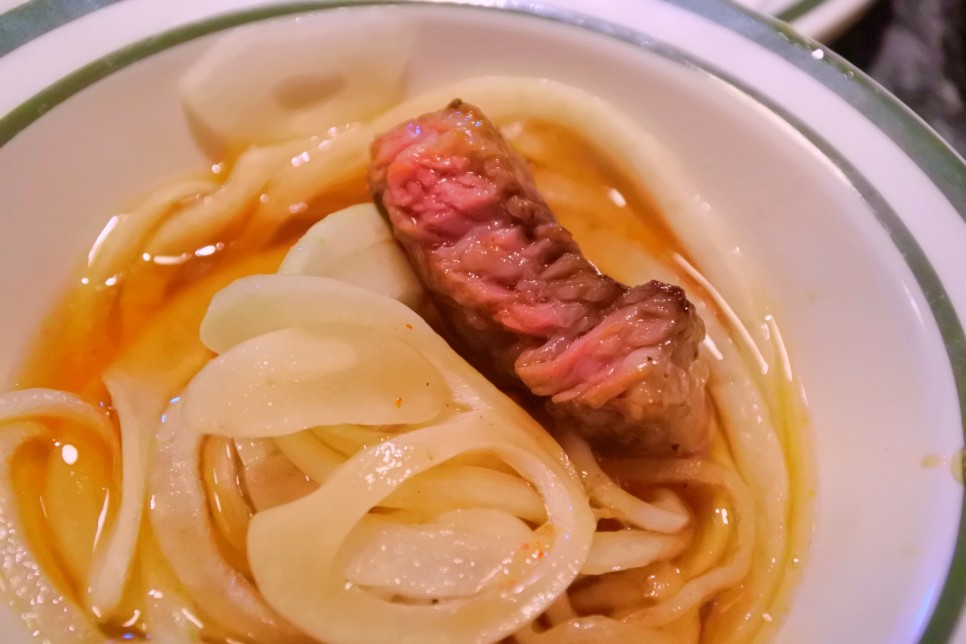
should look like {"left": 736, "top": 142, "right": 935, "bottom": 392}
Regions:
{"left": 832, "top": 0, "right": 966, "bottom": 155}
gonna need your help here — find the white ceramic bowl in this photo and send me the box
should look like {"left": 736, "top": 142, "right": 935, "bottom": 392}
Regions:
{"left": 1, "top": 1, "right": 964, "bottom": 642}
{"left": 0, "top": 0, "right": 877, "bottom": 42}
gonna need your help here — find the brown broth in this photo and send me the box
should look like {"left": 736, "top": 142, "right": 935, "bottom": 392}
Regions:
{"left": 9, "top": 119, "right": 782, "bottom": 641}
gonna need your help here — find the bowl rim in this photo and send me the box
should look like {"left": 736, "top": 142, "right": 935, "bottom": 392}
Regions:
{"left": 778, "top": 0, "right": 853, "bottom": 21}
{"left": 0, "top": 0, "right": 876, "bottom": 51}
{"left": 0, "top": 1, "right": 964, "bottom": 642}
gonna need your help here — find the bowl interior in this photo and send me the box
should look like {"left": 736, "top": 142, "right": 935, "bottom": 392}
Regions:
{"left": 0, "top": 4, "right": 961, "bottom": 642}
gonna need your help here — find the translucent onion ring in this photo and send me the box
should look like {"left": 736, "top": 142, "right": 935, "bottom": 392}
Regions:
{"left": 247, "top": 410, "right": 595, "bottom": 644}
{"left": 0, "top": 423, "right": 101, "bottom": 642}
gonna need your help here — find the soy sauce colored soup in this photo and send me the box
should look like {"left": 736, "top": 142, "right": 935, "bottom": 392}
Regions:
{"left": 0, "top": 69, "right": 812, "bottom": 644}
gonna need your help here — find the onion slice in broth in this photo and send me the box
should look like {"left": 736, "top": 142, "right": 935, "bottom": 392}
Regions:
{"left": 247, "top": 411, "right": 594, "bottom": 644}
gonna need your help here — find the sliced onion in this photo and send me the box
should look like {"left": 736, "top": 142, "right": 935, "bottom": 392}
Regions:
{"left": 85, "top": 179, "right": 215, "bottom": 286}
{"left": 581, "top": 531, "right": 686, "bottom": 575}
{"left": 341, "top": 509, "right": 534, "bottom": 600}
{"left": 248, "top": 410, "right": 594, "bottom": 644}
{"left": 312, "top": 424, "right": 391, "bottom": 455}
{"left": 180, "top": 12, "right": 413, "bottom": 158}
{"left": 198, "top": 274, "right": 573, "bottom": 469}
{"left": 245, "top": 126, "right": 370, "bottom": 234}
{"left": 515, "top": 616, "right": 677, "bottom": 644}
{"left": 202, "top": 437, "right": 253, "bottom": 573}
{"left": 0, "top": 388, "right": 137, "bottom": 617}
{"left": 0, "top": 389, "right": 117, "bottom": 456}
{"left": 182, "top": 325, "right": 448, "bottom": 436}
{"left": 274, "top": 431, "right": 345, "bottom": 484}
{"left": 562, "top": 432, "right": 688, "bottom": 534}
{"left": 604, "top": 458, "right": 755, "bottom": 627}
{"left": 87, "top": 369, "right": 171, "bottom": 616}
{"left": 199, "top": 274, "right": 429, "bottom": 354}
{"left": 276, "top": 427, "right": 547, "bottom": 524}
{"left": 279, "top": 202, "right": 423, "bottom": 309}
{"left": 233, "top": 438, "right": 316, "bottom": 511}
{"left": 87, "top": 308, "right": 212, "bottom": 616}
{"left": 0, "top": 423, "right": 100, "bottom": 641}
{"left": 146, "top": 138, "right": 308, "bottom": 256}
{"left": 137, "top": 535, "right": 207, "bottom": 642}
{"left": 148, "top": 400, "right": 309, "bottom": 642}
{"left": 382, "top": 464, "right": 547, "bottom": 525}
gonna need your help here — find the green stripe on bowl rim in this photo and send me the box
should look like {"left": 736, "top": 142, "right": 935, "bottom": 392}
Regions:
{"left": 0, "top": 0, "right": 123, "bottom": 56}
{"left": 0, "top": 1, "right": 964, "bottom": 642}
{"left": 777, "top": 0, "right": 828, "bottom": 22}
{"left": 0, "top": 0, "right": 873, "bottom": 58}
